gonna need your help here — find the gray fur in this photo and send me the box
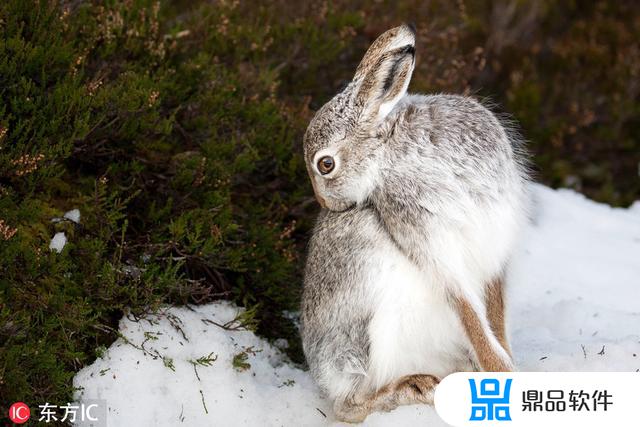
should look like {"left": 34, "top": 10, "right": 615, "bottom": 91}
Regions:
{"left": 301, "top": 24, "right": 530, "bottom": 415}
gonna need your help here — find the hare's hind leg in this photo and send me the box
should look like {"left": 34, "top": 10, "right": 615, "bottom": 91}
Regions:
{"left": 485, "top": 276, "right": 511, "bottom": 356}
{"left": 453, "top": 290, "right": 514, "bottom": 372}
{"left": 334, "top": 374, "right": 439, "bottom": 423}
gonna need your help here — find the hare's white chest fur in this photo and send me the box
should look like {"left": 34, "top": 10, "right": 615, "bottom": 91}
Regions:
{"left": 365, "top": 195, "right": 520, "bottom": 390}
{"left": 366, "top": 243, "right": 467, "bottom": 390}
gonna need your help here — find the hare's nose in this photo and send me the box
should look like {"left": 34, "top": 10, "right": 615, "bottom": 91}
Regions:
{"left": 315, "top": 193, "right": 327, "bottom": 209}
{"left": 312, "top": 185, "right": 327, "bottom": 208}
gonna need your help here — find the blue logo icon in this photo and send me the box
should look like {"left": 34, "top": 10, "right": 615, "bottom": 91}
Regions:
{"left": 469, "top": 378, "right": 513, "bottom": 421}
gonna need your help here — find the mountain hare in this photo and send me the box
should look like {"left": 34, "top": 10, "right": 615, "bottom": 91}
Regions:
{"left": 301, "top": 24, "right": 529, "bottom": 422}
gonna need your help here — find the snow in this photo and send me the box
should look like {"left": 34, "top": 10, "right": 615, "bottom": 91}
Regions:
{"left": 508, "top": 185, "right": 640, "bottom": 371}
{"left": 51, "top": 208, "right": 81, "bottom": 224}
{"left": 49, "top": 232, "right": 67, "bottom": 253}
{"left": 75, "top": 302, "right": 332, "bottom": 426}
{"left": 73, "top": 184, "right": 640, "bottom": 426}
{"left": 64, "top": 208, "right": 81, "bottom": 223}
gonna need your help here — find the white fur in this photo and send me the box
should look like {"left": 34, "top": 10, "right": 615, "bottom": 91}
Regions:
{"left": 353, "top": 181, "right": 521, "bottom": 394}
{"left": 386, "top": 28, "right": 416, "bottom": 52}
{"left": 377, "top": 60, "right": 415, "bottom": 122}
{"left": 365, "top": 242, "right": 468, "bottom": 390}
{"left": 343, "top": 160, "right": 380, "bottom": 206}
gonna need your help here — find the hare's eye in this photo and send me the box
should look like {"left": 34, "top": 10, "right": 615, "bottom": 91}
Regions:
{"left": 317, "top": 156, "right": 335, "bottom": 175}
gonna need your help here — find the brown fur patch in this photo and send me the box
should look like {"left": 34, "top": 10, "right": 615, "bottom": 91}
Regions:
{"left": 334, "top": 374, "right": 439, "bottom": 423}
{"left": 485, "top": 276, "right": 511, "bottom": 356}
{"left": 354, "top": 27, "right": 402, "bottom": 79}
{"left": 454, "top": 295, "right": 512, "bottom": 372}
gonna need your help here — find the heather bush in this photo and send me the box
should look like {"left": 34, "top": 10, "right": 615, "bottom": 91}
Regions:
{"left": 0, "top": 0, "right": 358, "bottom": 410}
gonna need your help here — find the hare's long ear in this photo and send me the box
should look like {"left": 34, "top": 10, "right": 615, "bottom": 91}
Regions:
{"left": 354, "top": 24, "right": 416, "bottom": 123}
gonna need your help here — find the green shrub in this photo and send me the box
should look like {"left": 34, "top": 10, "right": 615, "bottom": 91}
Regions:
{"left": 0, "top": 0, "right": 361, "bottom": 412}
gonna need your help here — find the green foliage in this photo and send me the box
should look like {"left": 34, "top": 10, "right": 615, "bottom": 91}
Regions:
{"left": 0, "top": 0, "right": 354, "bottom": 412}
{"left": 1, "top": 0, "right": 638, "bottom": 416}
{"left": 189, "top": 352, "right": 218, "bottom": 368}
{"left": 232, "top": 351, "right": 251, "bottom": 372}
{"left": 232, "top": 346, "right": 261, "bottom": 372}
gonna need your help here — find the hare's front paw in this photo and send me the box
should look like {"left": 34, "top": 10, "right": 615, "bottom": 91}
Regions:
{"left": 395, "top": 373, "right": 440, "bottom": 405}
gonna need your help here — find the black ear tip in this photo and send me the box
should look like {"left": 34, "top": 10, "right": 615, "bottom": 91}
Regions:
{"left": 405, "top": 22, "right": 417, "bottom": 35}
{"left": 402, "top": 45, "right": 416, "bottom": 56}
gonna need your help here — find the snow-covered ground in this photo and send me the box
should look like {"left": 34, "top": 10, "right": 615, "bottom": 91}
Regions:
{"left": 73, "top": 184, "right": 640, "bottom": 426}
